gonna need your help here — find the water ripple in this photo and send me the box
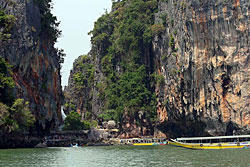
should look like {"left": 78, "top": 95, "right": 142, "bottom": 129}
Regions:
{"left": 0, "top": 146, "right": 250, "bottom": 167}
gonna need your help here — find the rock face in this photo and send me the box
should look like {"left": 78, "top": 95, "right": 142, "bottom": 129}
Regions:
{"left": 154, "top": 0, "right": 250, "bottom": 137}
{"left": 0, "top": 0, "right": 63, "bottom": 133}
{"left": 64, "top": 55, "right": 94, "bottom": 117}
{"left": 65, "top": 0, "right": 250, "bottom": 138}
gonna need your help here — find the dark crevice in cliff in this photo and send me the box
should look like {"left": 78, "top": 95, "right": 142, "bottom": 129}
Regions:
{"left": 221, "top": 74, "right": 231, "bottom": 97}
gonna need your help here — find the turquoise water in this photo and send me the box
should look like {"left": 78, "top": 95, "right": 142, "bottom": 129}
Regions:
{"left": 0, "top": 145, "right": 250, "bottom": 167}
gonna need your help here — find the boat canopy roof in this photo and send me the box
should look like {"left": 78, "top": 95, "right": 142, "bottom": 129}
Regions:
{"left": 176, "top": 135, "right": 250, "bottom": 141}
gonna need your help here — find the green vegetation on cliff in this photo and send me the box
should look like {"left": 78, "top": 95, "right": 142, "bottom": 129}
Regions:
{"left": 102, "top": 65, "right": 157, "bottom": 123}
{"left": 73, "top": 55, "right": 95, "bottom": 92}
{"left": 0, "top": 99, "right": 35, "bottom": 133}
{"left": 89, "top": 0, "right": 159, "bottom": 126}
{"left": 0, "top": 58, "right": 35, "bottom": 134}
{"left": 63, "top": 111, "right": 84, "bottom": 131}
{"left": 35, "top": 0, "right": 61, "bottom": 43}
{"left": 0, "top": 9, "right": 15, "bottom": 40}
{"left": 63, "top": 55, "right": 94, "bottom": 115}
{"left": 63, "top": 111, "right": 97, "bottom": 130}
{"left": 0, "top": 57, "right": 14, "bottom": 105}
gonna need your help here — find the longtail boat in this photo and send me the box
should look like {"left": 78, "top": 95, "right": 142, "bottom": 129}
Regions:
{"left": 169, "top": 135, "right": 250, "bottom": 149}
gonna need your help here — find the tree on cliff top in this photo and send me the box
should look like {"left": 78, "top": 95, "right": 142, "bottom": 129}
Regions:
{"left": 35, "top": 0, "right": 61, "bottom": 43}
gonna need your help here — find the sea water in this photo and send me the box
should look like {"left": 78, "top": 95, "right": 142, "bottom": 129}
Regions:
{"left": 0, "top": 145, "right": 249, "bottom": 167}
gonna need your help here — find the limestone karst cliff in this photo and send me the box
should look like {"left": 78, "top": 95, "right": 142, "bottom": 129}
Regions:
{"left": 65, "top": 0, "right": 250, "bottom": 138}
{"left": 154, "top": 0, "right": 250, "bottom": 137}
{"left": 0, "top": 0, "right": 63, "bottom": 135}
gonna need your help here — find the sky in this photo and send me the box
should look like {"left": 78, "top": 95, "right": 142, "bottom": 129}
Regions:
{"left": 52, "top": 0, "right": 112, "bottom": 87}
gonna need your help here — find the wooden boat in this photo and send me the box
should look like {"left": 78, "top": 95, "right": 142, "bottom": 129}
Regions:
{"left": 119, "top": 138, "right": 167, "bottom": 146}
{"left": 132, "top": 138, "right": 167, "bottom": 146}
{"left": 169, "top": 135, "right": 250, "bottom": 150}
{"left": 133, "top": 142, "right": 167, "bottom": 146}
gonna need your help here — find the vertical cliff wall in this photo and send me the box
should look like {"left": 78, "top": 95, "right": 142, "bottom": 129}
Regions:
{"left": 0, "top": 0, "right": 63, "bottom": 133}
{"left": 154, "top": 0, "right": 250, "bottom": 137}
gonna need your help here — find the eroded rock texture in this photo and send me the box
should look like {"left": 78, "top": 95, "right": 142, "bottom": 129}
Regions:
{"left": 154, "top": 0, "right": 250, "bottom": 137}
{"left": 0, "top": 0, "right": 62, "bottom": 132}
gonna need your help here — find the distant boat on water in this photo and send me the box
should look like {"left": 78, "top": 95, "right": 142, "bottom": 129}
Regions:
{"left": 120, "top": 138, "right": 167, "bottom": 146}
{"left": 34, "top": 142, "right": 48, "bottom": 148}
{"left": 169, "top": 135, "right": 250, "bottom": 150}
{"left": 70, "top": 143, "right": 79, "bottom": 147}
